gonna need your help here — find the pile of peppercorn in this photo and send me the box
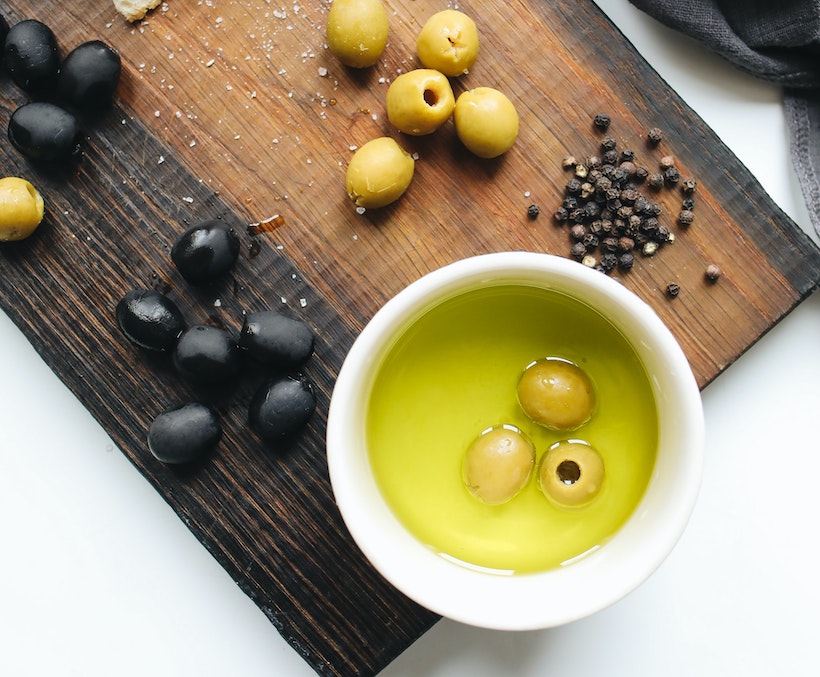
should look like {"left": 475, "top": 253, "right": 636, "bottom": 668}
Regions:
{"left": 538, "top": 114, "right": 699, "bottom": 276}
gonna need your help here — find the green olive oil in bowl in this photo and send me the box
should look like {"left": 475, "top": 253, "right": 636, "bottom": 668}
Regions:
{"left": 366, "top": 284, "right": 658, "bottom": 574}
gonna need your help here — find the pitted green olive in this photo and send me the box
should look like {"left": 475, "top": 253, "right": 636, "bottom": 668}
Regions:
{"left": 416, "top": 9, "right": 479, "bottom": 77}
{"left": 453, "top": 87, "right": 519, "bottom": 159}
{"left": 538, "top": 440, "right": 604, "bottom": 508}
{"left": 517, "top": 358, "right": 596, "bottom": 430}
{"left": 326, "top": 0, "right": 389, "bottom": 68}
{"left": 462, "top": 425, "right": 535, "bottom": 505}
{"left": 345, "top": 137, "right": 415, "bottom": 209}
{"left": 386, "top": 69, "right": 455, "bottom": 136}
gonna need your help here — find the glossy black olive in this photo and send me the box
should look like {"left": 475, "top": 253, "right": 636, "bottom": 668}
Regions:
{"left": 3, "top": 19, "right": 60, "bottom": 93}
{"left": 171, "top": 220, "right": 240, "bottom": 285}
{"left": 248, "top": 375, "right": 316, "bottom": 443}
{"left": 8, "top": 102, "right": 81, "bottom": 162}
{"left": 173, "top": 324, "right": 241, "bottom": 385}
{"left": 147, "top": 402, "right": 222, "bottom": 464}
{"left": 239, "top": 310, "right": 315, "bottom": 368}
{"left": 116, "top": 289, "right": 186, "bottom": 352}
{"left": 58, "top": 40, "right": 122, "bottom": 114}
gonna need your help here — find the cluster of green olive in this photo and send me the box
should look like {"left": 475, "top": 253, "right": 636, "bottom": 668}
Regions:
{"left": 326, "top": 2, "right": 519, "bottom": 209}
{"left": 462, "top": 358, "right": 605, "bottom": 509}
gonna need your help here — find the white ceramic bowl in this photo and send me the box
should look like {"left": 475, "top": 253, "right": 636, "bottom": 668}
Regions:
{"left": 327, "top": 252, "right": 704, "bottom": 630}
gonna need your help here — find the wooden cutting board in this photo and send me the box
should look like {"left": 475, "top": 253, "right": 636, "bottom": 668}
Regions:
{"left": 2, "top": 0, "right": 818, "bottom": 674}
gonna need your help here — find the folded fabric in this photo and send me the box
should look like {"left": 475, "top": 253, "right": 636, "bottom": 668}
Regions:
{"left": 628, "top": 0, "right": 820, "bottom": 237}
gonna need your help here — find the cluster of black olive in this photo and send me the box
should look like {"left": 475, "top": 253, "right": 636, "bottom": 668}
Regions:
{"left": 1, "top": 15, "right": 121, "bottom": 162}
{"left": 115, "top": 220, "right": 318, "bottom": 464}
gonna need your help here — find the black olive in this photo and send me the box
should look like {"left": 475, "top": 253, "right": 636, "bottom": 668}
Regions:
{"left": 248, "top": 374, "right": 316, "bottom": 443}
{"left": 8, "top": 102, "right": 81, "bottom": 162}
{"left": 58, "top": 40, "right": 122, "bottom": 115}
{"left": 3, "top": 19, "right": 60, "bottom": 93}
{"left": 171, "top": 220, "right": 240, "bottom": 285}
{"left": 239, "top": 310, "right": 315, "bottom": 368}
{"left": 147, "top": 402, "right": 222, "bottom": 464}
{"left": 115, "top": 289, "right": 186, "bottom": 352}
{"left": 173, "top": 324, "right": 241, "bottom": 385}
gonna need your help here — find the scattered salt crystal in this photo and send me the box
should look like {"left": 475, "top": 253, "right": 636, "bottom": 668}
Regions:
{"left": 356, "top": 206, "right": 366, "bottom": 215}
{"left": 213, "top": 299, "right": 222, "bottom": 307}
{"left": 189, "top": 140, "right": 197, "bottom": 147}
{"left": 182, "top": 196, "right": 194, "bottom": 203}
{"left": 158, "top": 156, "right": 165, "bottom": 164}
{"left": 349, "top": 145, "right": 357, "bottom": 151}
{"left": 154, "top": 110, "right": 160, "bottom": 117}
{"left": 299, "top": 298, "right": 307, "bottom": 308}
{"left": 524, "top": 190, "right": 531, "bottom": 197}
{"left": 205, "top": 59, "right": 215, "bottom": 67}
{"left": 318, "top": 66, "right": 328, "bottom": 77}
{"left": 280, "top": 296, "right": 287, "bottom": 303}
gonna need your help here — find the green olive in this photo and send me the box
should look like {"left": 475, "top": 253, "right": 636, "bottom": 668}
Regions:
{"left": 517, "top": 358, "right": 596, "bottom": 430}
{"left": 386, "top": 68, "right": 455, "bottom": 136}
{"left": 462, "top": 425, "right": 535, "bottom": 505}
{"left": 326, "top": 0, "right": 389, "bottom": 69}
{"left": 345, "top": 136, "right": 415, "bottom": 209}
{"left": 453, "top": 87, "right": 519, "bottom": 159}
{"left": 538, "top": 440, "right": 604, "bottom": 508}
{"left": 0, "top": 176, "right": 44, "bottom": 241}
{"left": 416, "top": 9, "right": 479, "bottom": 77}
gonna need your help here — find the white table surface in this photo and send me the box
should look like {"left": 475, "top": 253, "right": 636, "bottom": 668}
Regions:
{"left": 2, "top": 2, "right": 819, "bottom": 675}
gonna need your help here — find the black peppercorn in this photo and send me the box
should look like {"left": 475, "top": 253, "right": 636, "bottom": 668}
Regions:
{"left": 562, "top": 156, "right": 577, "bottom": 170}
{"left": 566, "top": 178, "right": 583, "bottom": 194}
{"left": 647, "top": 173, "right": 664, "bottom": 190}
{"left": 665, "top": 283, "right": 680, "bottom": 298}
{"left": 570, "top": 241, "right": 587, "bottom": 259}
{"left": 593, "top": 112, "right": 611, "bottom": 130}
{"left": 600, "top": 135, "right": 617, "bottom": 151}
{"left": 554, "top": 207, "right": 569, "bottom": 223}
{"left": 570, "top": 224, "right": 587, "bottom": 240}
{"left": 582, "top": 233, "right": 600, "bottom": 250}
{"left": 705, "top": 263, "right": 722, "bottom": 281}
{"left": 647, "top": 127, "right": 663, "bottom": 145}
{"left": 664, "top": 167, "right": 681, "bottom": 185}
{"left": 600, "top": 252, "right": 618, "bottom": 271}
{"left": 563, "top": 195, "right": 579, "bottom": 210}
{"left": 681, "top": 177, "right": 697, "bottom": 193}
{"left": 634, "top": 165, "right": 649, "bottom": 182}
{"left": 620, "top": 149, "right": 635, "bottom": 163}
{"left": 602, "top": 149, "right": 619, "bottom": 165}
{"left": 618, "top": 236, "right": 635, "bottom": 252}
{"left": 660, "top": 155, "right": 676, "bottom": 169}
{"left": 682, "top": 197, "right": 695, "bottom": 211}
{"left": 527, "top": 204, "right": 540, "bottom": 219}
{"left": 678, "top": 209, "right": 695, "bottom": 226}
{"left": 618, "top": 252, "right": 635, "bottom": 269}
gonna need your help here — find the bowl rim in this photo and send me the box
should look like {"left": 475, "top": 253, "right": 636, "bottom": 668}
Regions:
{"left": 327, "top": 252, "right": 704, "bottom": 630}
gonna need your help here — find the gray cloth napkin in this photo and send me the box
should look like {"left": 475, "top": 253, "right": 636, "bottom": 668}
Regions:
{"left": 628, "top": 0, "right": 820, "bottom": 237}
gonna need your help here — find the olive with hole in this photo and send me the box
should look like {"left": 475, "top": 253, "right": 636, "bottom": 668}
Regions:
{"left": 147, "top": 402, "right": 222, "bottom": 464}
{"left": 3, "top": 19, "right": 59, "bottom": 93}
{"left": 538, "top": 440, "right": 605, "bottom": 508}
{"left": 171, "top": 220, "right": 240, "bottom": 285}
{"left": 173, "top": 324, "right": 241, "bottom": 385}
{"left": 239, "top": 310, "right": 315, "bottom": 368}
{"left": 248, "top": 375, "right": 316, "bottom": 443}
{"left": 58, "top": 40, "right": 122, "bottom": 114}
{"left": 116, "top": 289, "right": 186, "bottom": 352}
{"left": 8, "top": 102, "right": 82, "bottom": 162}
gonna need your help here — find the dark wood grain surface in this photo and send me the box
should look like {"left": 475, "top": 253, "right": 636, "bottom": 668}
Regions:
{"left": 1, "top": 1, "right": 819, "bottom": 675}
